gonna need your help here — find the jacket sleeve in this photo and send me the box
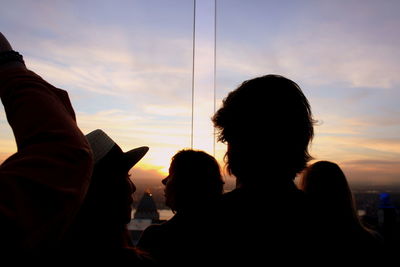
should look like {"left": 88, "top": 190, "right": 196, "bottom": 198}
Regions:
{"left": 0, "top": 67, "right": 93, "bottom": 249}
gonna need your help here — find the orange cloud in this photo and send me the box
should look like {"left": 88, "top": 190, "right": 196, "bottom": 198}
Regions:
{"left": 340, "top": 160, "right": 400, "bottom": 187}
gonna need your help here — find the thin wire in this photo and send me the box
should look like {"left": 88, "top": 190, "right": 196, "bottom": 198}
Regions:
{"left": 191, "top": 0, "right": 196, "bottom": 149}
{"left": 213, "top": 0, "right": 217, "bottom": 157}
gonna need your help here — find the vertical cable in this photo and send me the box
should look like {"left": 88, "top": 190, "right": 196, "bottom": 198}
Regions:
{"left": 213, "top": 0, "right": 217, "bottom": 156}
{"left": 191, "top": 0, "right": 196, "bottom": 149}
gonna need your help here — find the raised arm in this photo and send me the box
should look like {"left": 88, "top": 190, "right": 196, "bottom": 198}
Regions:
{"left": 0, "top": 33, "right": 93, "bottom": 249}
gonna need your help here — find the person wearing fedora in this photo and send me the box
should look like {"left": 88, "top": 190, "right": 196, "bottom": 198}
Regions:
{"left": 0, "top": 32, "right": 93, "bottom": 252}
{"left": 60, "top": 129, "right": 153, "bottom": 263}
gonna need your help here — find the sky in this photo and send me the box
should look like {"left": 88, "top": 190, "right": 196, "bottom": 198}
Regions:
{"left": 1, "top": 0, "right": 399, "bottom": 189}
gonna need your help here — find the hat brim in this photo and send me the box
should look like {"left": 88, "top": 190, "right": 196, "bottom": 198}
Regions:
{"left": 124, "top": 146, "right": 149, "bottom": 170}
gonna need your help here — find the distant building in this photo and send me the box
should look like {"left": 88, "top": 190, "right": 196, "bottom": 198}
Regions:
{"left": 129, "top": 190, "right": 160, "bottom": 245}
{"left": 378, "top": 193, "right": 399, "bottom": 246}
{"left": 134, "top": 189, "right": 160, "bottom": 222}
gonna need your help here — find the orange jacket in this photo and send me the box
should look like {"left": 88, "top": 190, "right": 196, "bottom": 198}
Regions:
{"left": 0, "top": 66, "right": 93, "bottom": 249}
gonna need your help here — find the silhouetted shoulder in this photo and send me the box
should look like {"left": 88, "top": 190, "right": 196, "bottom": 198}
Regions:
{"left": 138, "top": 219, "right": 180, "bottom": 241}
{"left": 138, "top": 213, "right": 214, "bottom": 264}
{"left": 137, "top": 223, "right": 167, "bottom": 251}
{"left": 358, "top": 227, "right": 384, "bottom": 248}
{"left": 220, "top": 188, "right": 242, "bottom": 204}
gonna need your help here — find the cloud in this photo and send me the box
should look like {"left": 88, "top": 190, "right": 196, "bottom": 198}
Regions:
{"left": 76, "top": 109, "right": 193, "bottom": 173}
{"left": 309, "top": 132, "right": 400, "bottom": 186}
{"left": 312, "top": 135, "right": 400, "bottom": 159}
{"left": 2, "top": 0, "right": 399, "bottom": 189}
{"left": 218, "top": 36, "right": 400, "bottom": 91}
{"left": 340, "top": 159, "right": 400, "bottom": 186}
{"left": 26, "top": 38, "right": 193, "bottom": 100}
{"left": 215, "top": 0, "right": 400, "bottom": 92}
{"left": 130, "top": 166, "right": 164, "bottom": 182}
{"left": 77, "top": 110, "right": 191, "bottom": 146}
{"left": 1, "top": 0, "right": 197, "bottom": 110}
{"left": 272, "top": 31, "right": 399, "bottom": 89}
{"left": 143, "top": 104, "right": 191, "bottom": 117}
{"left": 344, "top": 159, "right": 400, "bottom": 167}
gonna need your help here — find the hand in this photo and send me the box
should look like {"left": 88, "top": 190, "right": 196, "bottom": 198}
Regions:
{"left": 0, "top": 33, "right": 13, "bottom": 52}
{"left": 0, "top": 33, "right": 26, "bottom": 71}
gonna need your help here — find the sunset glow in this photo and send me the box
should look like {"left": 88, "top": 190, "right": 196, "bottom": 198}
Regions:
{"left": 1, "top": 0, "right": 400, "bottom": 188}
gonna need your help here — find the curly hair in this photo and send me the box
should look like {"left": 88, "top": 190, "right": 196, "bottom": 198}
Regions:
{"left": 212, "top": 74, "right": 315, "bottom": 184}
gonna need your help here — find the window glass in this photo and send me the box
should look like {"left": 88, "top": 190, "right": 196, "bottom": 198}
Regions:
{"left": 0, "top": 0, "right": 195, "bottom": 188}
{"left": 216, "top": 0, "right": 400, "bottom": 190}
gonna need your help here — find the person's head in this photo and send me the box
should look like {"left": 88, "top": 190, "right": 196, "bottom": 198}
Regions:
{"left": 162, "top": 149, "right": 224, "bottom": 213}
{"left": 300, "top": 161, "right": 358, "bottom": 221}
{"left": 64, "top": 129, "right": 148, "bottom": 247}
{"left": 212, "top": 74, "right": 315, "bottom": 186}
{"left": 85, "top": 129, "right": 148, "bottom": 224}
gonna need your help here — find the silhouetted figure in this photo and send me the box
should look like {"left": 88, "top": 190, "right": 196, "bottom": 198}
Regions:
{"left": 60, "top": 129, "right": 153, "bottom": 264}
{"left": 211, "top": 75, "right": 318, "bottom": 264}
{"left": 137, "top": 149, "right": 224, "bottom": 264}
{"left": 300, "top": 161, "right": 383, "bottom": 262}
{"left": 0, "top": 33, "right": 93, "bottom": 253}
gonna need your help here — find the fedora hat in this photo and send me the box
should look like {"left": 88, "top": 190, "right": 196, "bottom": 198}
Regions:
{"left": 85, "top": 129, "right": 149, "bottom": 171}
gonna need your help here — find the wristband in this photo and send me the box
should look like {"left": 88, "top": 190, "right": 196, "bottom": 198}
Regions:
{"left": 0, "top": 50, "right": 25, "bottom": 65}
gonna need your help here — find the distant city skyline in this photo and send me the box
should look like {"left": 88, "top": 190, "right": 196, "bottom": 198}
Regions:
{"left": 1, "top": 0, "right": 400, "bottom": 187}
